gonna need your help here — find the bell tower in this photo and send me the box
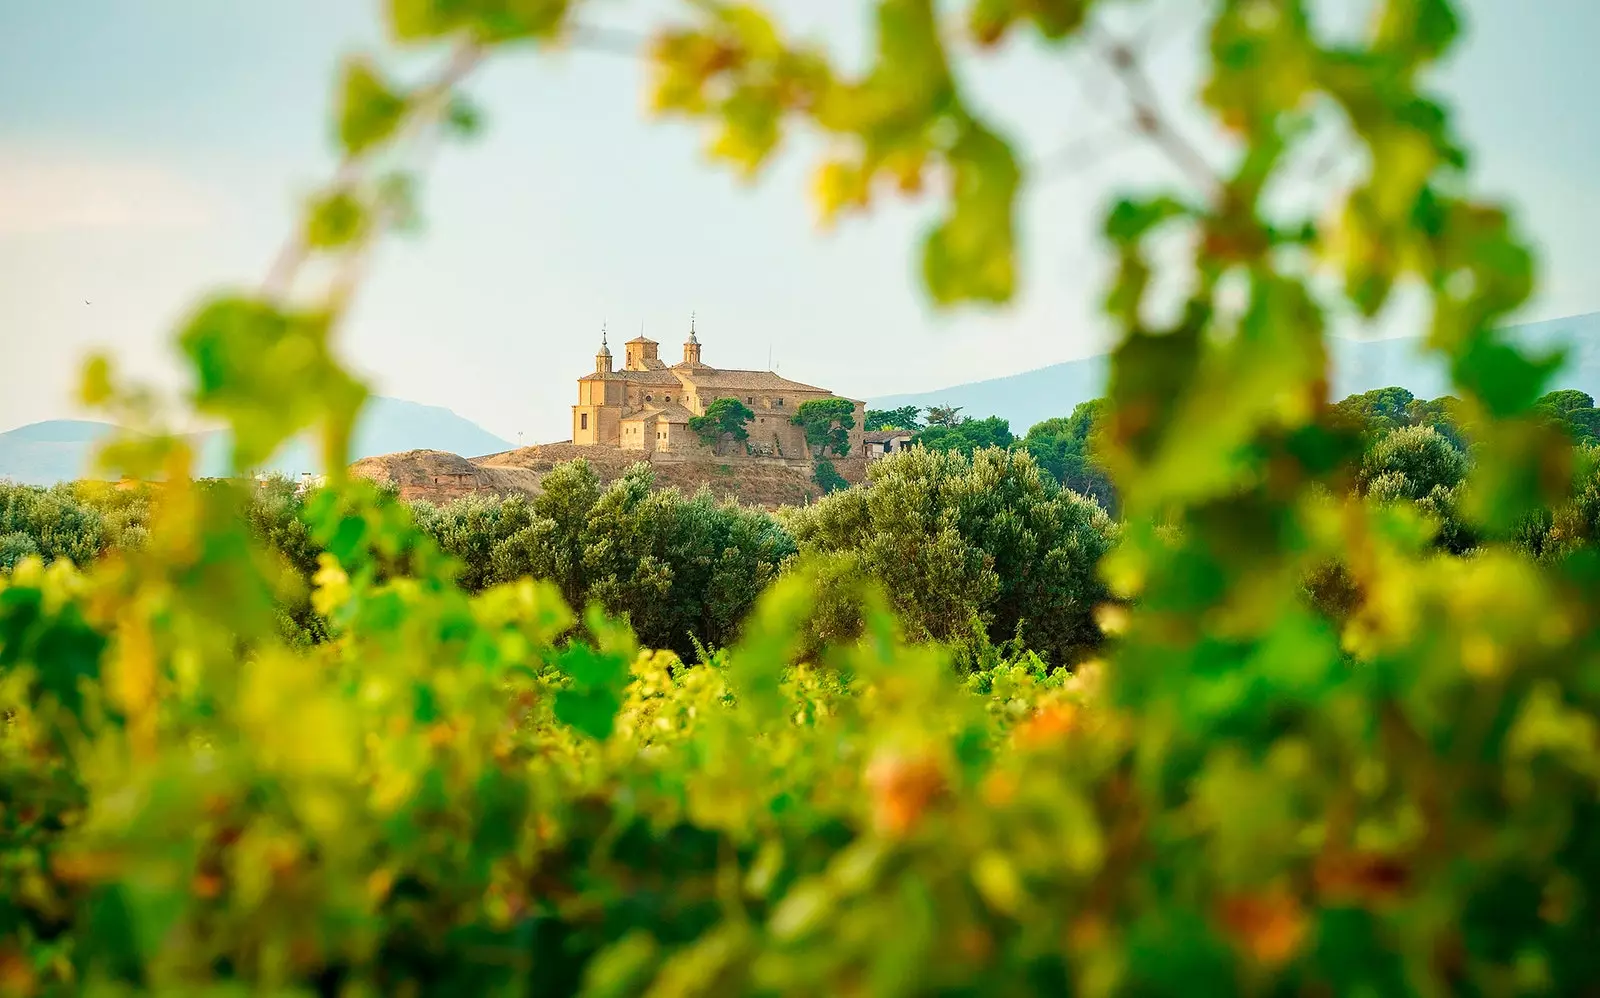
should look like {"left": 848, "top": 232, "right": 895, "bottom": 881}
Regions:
{"left": 683, "top": 312, "right": 702, "bottom": 366}
{"left": 595, "top": 323, "right": 613, "bottom": 374}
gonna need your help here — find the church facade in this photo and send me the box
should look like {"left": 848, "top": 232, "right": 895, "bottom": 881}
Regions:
{"left": 572, "top": 321, "right": 865, "bottom": 461}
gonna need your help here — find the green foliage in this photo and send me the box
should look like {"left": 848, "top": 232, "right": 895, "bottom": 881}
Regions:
{"left": 304, "top": 186, "right": 371, "bottom": 249}
{"left": 688, "top": 396, "right": 755, "bottom": 449}
{"left": 913, "top": 414, "right": 1014, "bottom": 458}
{"left": 1356, "top": 424, "right": 1474, "bottom": 552}
{"left": 1332, "top": 386, "right": 1470, "bottom": 449}
{"left": 786, "top": 446, "right": 1116, "bottom": 667}
{"left": 419, "top": 461, "right": 795, "bottom": 658}
{"left": 1023, "top": 400, "right": 1117, "bottom": 512}
{"left": 864, "top": 405, "right": 923, "bottom": 431}
{"left": 335, "top": 56, "right": 408, "bottom": 157}
{"left": 1359, "top": 423, "right": 1469, "bottom": 499}
{"left": 177, "top": 296, "right": 367, "bottom": 472}
{"left": 8, "top": 2, "right": 1600, "bottom": 995}
{"left": 790, "top": 397, "right": 856, "bottom": 457}
{"left": 0, "top": 531, "right": 39, "bottom": 571}
{"left": 0, "top": 482, "right": 149, "bottom": 569}
{"left": 923, "top": 403, "right": 964, "bottom": 428}
{"left": 812, "top": 458, "right": 849, "bottom": 494}
{"left": 1534, "top": 389, "right": 1600, "bottom": 446}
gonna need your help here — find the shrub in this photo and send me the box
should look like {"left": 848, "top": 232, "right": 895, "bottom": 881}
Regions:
{"left": 785, "top": 446, "right": 1116, "bottom": 667}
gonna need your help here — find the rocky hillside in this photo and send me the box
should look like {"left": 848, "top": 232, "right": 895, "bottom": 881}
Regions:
{"left": 351, "top": 444, "right": 867, "bottom": 509}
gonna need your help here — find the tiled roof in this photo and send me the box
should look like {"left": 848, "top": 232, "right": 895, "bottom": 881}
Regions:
{"left": 613, "top": 369, "right": 680, "bottom": 384}
{"left": 626, "top": 335, "right": 656, "bottom": 345}
{"left": 863, "top": 430, "right": 915, "bottom": 443}
{"left": 621, "top": 402, "right": 695, "bottom": 424}
{"left": 680, "top": 368, "right": 832, "bottom": 393}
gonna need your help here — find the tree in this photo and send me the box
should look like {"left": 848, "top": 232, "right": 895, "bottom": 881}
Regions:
{"left": 1022, "top": 400, "right": 1117, "bottom": 513}
{"left": 785, "top": 445, "right": 1116, "bottom": 667}
{"left": 913, "top": 415, "right": 1013, "bottom": 457}
{"left": 689, "top": 396, "right": 755, "bottom": 450}
{"left": 1405, "top": 394, "right": 1470, "bottom": 449}
{"left": 813, "top": 458, "right": 849, "bottom": 494}
{"left": 1331, "top": 386, "right": 1417, "bottom": 437}
{"left": 864, "top": 405, "right": 923, "bottom": 432}
{"left": 1359, "top": 424, "right": 1469, "bottom": 500}
{"left": 0, "top": 532, "right": 39, "bottom": 572}
{"left": 1357, "top": 424, "right": 1473, "bottom": 552}
{"left": 924, "top": 403, "right": 966, "bottom": 428}
{"left": 1535, "top": 389, "right": 1600, "bottom": 446}
{"left": 417, "top": 460, "right": 795, "bottom": 657}
{"left": 791, "top": 397, "right": 856, "bottom": 457}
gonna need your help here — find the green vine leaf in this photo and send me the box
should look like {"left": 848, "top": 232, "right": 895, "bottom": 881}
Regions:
{"left": 305, "top": 187, "right": 371, "bottom": 249}
{"left": 336, "top": 57, "right": 409, "bottom": 157}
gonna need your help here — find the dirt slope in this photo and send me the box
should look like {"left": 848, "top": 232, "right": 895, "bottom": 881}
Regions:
{"left": 352, "top": 444, "right": 868, "bottom": 509}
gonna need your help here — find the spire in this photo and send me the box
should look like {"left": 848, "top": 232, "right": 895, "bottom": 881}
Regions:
{"left": 595, "top": 321, "right": 613, "bottom": 374}
{"left": 682, "top": 311, "right": 703, "bottom": 366}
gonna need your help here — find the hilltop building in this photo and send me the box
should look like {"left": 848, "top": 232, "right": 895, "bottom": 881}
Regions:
{"left": 572, "top": 319, "right": 864, "bottom": 462}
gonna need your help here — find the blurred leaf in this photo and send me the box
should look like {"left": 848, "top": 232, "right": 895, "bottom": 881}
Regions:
{"left": 336, "top": 56, "right": 408, "bottom": 157}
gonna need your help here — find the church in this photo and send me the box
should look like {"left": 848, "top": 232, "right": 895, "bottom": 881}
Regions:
{"left": 571, "top": 319, "right": 865, "bottom": 461}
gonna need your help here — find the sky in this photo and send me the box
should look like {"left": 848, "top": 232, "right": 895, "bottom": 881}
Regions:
{"left": 1, "top": 0, "right": 1597, "bottom": 444}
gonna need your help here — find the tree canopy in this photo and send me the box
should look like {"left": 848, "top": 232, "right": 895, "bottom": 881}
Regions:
{"left": 913, "top": 415, "right": 1013, "bottom": 457}
{"left": 785, "top": 445, "right": 1116, "bottom": 668}
{"left": 1022, "top": 400, "right": 1116, "bottom": 512}
{"left": 791, "top": 397, "right": 856, "bottom": 457}
{"left": 688, "top": 396, "right": 755, "bottom": 449}
{"left": 864, "top": 405, "right": 923, "bottom": 431}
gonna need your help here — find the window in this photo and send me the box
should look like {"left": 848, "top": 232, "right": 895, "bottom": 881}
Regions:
{"left": 580, "top": 413, "right": 588, "bottom": 430}
{"left": 645, "top": 394, "right": 653, "bottom": 402}
{"left": 665, "top": 395, "right": 672, "bottom": 402}
{"left": 747, "top": 396, "right": 753, "bottom": 404}
{"left": 776, "top": 398, "right": 784, "bottom": 407}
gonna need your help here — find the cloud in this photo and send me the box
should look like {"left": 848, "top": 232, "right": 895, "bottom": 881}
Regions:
{"left": 0, "top": 144, "right": 223, "bottom": 236}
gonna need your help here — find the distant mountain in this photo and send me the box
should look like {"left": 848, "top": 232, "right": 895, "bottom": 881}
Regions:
{"left": 0, "top": 420, "right": 120, "bottom": 487}
{"left": 870, "top": 312, "right": 1600, "bottom": 433}
{"left": 0, "top": 397, "right": 512, "bottom": 486}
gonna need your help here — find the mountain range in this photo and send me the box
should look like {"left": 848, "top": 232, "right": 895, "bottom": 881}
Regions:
{"left": 0, "top": 397, "right": 512, "bottom": 487}
{"left": 868, "top": 311, "right": 1600, "bottom": 434}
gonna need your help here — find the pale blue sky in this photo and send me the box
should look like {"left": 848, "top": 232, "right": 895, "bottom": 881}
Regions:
{"left": 1, "top": 0, "right": 1596, "bottom": 443}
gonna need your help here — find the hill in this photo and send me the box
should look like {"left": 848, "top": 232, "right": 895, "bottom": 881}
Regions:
{"left": 0, "top": 420, "right": 120, "bottom": 487}
{"left": 0, "top": 397, "right": 511, "bottom": 486}
{"left": 869, "top": 311, "right": 1600, "bottom": 432}
{"left": 352, "top": 443, "right": 862, "bottom": 509}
